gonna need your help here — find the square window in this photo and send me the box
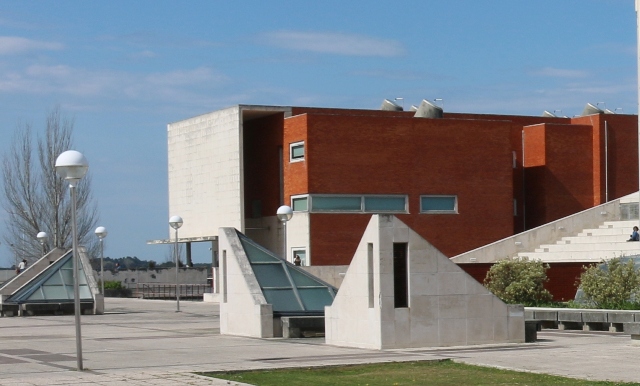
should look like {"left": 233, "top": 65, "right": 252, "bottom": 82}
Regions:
{"left": 290, "top": 141, "right": 305, "bottom": 162}
{"left": 420, "top": 195, "right": 457, "bottom": 213}
{"left": 292, "top": 249, "right": 307, "bottom": 266}
{"left": 292, "top": 196, "right": 308, "bottom": 212}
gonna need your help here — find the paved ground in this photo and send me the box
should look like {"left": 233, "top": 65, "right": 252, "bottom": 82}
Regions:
{"left": 1, "top": 298, "right": 639, "bottom": 385}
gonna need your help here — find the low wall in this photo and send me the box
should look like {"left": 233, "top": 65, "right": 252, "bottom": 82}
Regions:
{"left": 97, "top": 267, "right": 209, "bottom": 287}
{"left": 526, "top": 307, "right": 640, "bottom": 332}
{"left": 300, "top": 265, "right": 349, "bottom": 288}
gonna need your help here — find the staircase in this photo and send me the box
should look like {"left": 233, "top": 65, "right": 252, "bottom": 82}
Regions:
{"left": 517, "top": 220, "right": 640, "bottom": 263}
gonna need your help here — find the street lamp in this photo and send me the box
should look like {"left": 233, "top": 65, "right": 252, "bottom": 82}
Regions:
{"left": 169, "top": 215, "right": 183, "bottom": 312}
{"left": 276, "top": 205, "right": 293, "bottom": 262}
{"left": 37, "top": 231, "right": 48, "bottom": 257}
{"left": 95, "top": 226, "right": 108, "bottom": 295}
{"left": 55, "top": 149, "right": 88, "bottom": 372}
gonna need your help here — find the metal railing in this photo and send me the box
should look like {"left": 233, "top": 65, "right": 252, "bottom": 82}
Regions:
{"left": 133, "top": 284, "right": 211, "bottom": 299}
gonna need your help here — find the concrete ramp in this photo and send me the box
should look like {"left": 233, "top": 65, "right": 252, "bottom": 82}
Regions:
{"left": 325, "top": 214, "right": 525, "bottom": 349}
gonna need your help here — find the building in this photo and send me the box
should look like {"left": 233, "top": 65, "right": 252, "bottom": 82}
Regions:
{"left": 166, "top": 101, "right": 638, "bottom": 295}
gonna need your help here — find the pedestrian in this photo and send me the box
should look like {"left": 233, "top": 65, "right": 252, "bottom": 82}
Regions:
{"left": 17, "top": 259, "right": 27, "bottom": 273}
{"left": 294, "top": 254, "right": 302, "bottom": 266}
{"left": 628, "top": 226, "right": 639, "bottom": 242}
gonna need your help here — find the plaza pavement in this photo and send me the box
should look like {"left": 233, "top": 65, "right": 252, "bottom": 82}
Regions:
{"left": 0, "top": 297, "right": 639, "bottom": 385}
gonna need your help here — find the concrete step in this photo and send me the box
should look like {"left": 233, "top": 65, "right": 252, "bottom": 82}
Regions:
{"left": 578, "top": 228, "right": 630, "bottom": 236}
{"left": 559, "top": 235, "right": 637, "bottom": 244}
{"left": 518, "top": 250, "right": 640, "bottom": 263}
{"left": 535, "top": 242, "right": 640, "bottom": 253}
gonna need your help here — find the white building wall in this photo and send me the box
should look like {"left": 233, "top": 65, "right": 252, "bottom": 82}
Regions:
{"left": 167, "top": 107, "right": 243, "bottom": 238}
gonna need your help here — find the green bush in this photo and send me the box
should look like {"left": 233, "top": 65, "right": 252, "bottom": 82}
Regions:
{"left": 484, "top": 258, "right": 552, "bottom": 306}
{"left": 103, "top": 280, "right": 124, "bottom": 290}
{"left": 577, "top": 258, "right": 640, "bottom": 309}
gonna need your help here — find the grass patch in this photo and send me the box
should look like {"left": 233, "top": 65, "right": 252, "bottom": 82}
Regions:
{"left": 199, "top": 359, "right": 638, "bottom": 385}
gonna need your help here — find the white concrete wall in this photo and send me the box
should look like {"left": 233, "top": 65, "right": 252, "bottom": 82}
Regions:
{"left": 218, "top": 227, "right": 273, "bottom": 338}
{"left": 287, "top": 212, "right": 310, "bottom": 264}
{"left": 325, "top": 215, "right": 525, "bottom": 350}
{"left": 168, "top": 107, "right": 243, "bottom": 239}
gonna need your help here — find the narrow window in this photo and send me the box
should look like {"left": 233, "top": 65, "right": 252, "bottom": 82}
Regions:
{"left": 311, "top": 196, "right": 362, "bottom": 211}
{"left": 393, "top": 243, "right": 408, "bottom": 308}
{"left": 363, "top": 196, "right": 407, "bottom": 213}
{"left": 420, "top": 195, "right": 457, "bottom": 214}
{"left": 513, "top": 199, "right": 518, "bottom": 216}
{"left": 290, "top": 141, "right": 305, "bottom": 162}
{"left": 222, "top": 250, "right": 227, "bottom": 303}
{"left": 368, "top": 243, "right": 374, "bottom": 308}
{"left": 512, "top": 151, "right": 517, "bottom": 169}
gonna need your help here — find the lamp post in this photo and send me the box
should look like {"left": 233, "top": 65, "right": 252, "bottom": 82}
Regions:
{"left": 276, "top": 205, "right": 293, "bottom": 262}
{"left": 55, "top": 150, "right": 88, "bottom": 372}
{"left": 37, "top": 231, "right": 48, "bottom": 257}
{"left": 169, "top": 215, "right": 183, "bottom": 312}
{"left": 95, "top": 227, "right": 108, "bottom": 295}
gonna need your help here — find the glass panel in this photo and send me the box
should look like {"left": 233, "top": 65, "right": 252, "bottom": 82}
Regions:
{"left": 421, "top": 196, "right": 456, "bottom": 212}
{"left": 60, "top": 268, "right": 74, "bottom": 284}
{"left": 291, "top": 144, "right": 304, "bottom": 159}
{"left": 28, "top": 289, "right": 44, "bottom": 300}
{"left": 289, "top": 268, "right": 319, "bottom": 287}
{"left": 78, "top": 269, "right": 88, "bottom": 285}
{"left": 364, "top": 196, "right": 406, "bottom": 212}
{"left": 79, "top": 286, "right": 92, "bottom": 299}
{"left": 251, "top": 264, "right": 291, "bottom": 288}
{"left": 312, "top": 196, "right": 361, "bottom": 211}
{"left": 47, "top": 271, "right": 63, "bottom": 285}
{"left": 240, "top": 235, "right": 279, "bottom": 263}
{"left": 298, "top": 288, "right": 335, "bottom": 311}
{"left": 41, "top": 285, "right": 69, "bottom": 300}
{"left": 263, "top": 289, "right": 303, "bottom": 312}
{"left": 292, "top": 197, "right": 308, "bottom": 211}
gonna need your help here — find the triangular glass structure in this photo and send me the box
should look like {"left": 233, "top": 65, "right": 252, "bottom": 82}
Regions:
{"left": 237, "top": 231, "right": 336, "bottom": 316}
{"left": 4, "top": 250, "right": 93, "bottom": 304}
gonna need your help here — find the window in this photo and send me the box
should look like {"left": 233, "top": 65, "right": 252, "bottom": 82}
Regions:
{"left": 290, "top": 141, "right": 305, "bottom": 162}
{"left": 301, "top": 194, "right": 408, "bottom": 213}
{"left": 292, "top": 249, "right": 307, "bottom": 266}
{"left": 393, "top": 243, "right": 408, "bottom": 308}
{"left": 420, "top": 195, "right": 457, "bottom": 213}
{"left": 292, "top": 196, "right": 308, "bottom": 212}
{"left": 364, "top": 196, "right": 406, "bottom": 212}
{"left": 312, "top": 196, "right": 361, "bottom": 211}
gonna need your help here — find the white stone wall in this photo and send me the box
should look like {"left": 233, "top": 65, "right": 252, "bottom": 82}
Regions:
{"left": 325, "top": 215, "right": 525, "bottom": 349}
{"left": 218, "top": 227, "right": 273, "bottom": 338}
{"left": 168, "top": 107, "right": 243, "bottom": 238}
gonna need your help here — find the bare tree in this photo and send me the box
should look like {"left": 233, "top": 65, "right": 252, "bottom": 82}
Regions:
{"left": 2, "top": 107, "right": 98, "bottom": 266}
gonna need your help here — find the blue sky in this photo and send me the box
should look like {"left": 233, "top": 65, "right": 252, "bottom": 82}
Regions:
{"left": 0, "top": 1, "right": 637, "bottom": 265}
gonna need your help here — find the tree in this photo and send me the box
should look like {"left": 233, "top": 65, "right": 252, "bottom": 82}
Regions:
{"left": 577, "top": 258, "right": 640, "bottom": 309}
{"left": 484, "top": 257, "right": 553, "bottom": 306}
{"left": 2, "top": 107, "right": 98, "bottom": 265}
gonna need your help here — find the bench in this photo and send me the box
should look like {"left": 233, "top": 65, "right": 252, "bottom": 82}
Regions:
{"left": 281, "top": 316, "right": 325, "bottom": 338}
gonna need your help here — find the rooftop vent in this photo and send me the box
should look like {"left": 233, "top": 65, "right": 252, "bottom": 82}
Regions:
{"left": 414, "top": 99, "right": 443, "bottom": 118}
{"left": 542, "top": 110, "right": 557, "bottom": 118}
{"left": 581, "top": 102, "right": 604, "bottom": 116}
{"left": 604, "top": 108, "right": 616, "bottom": 114}
{"left": 409, "top": 105, "right": 419, "bottom": 112}
{"left": 380, "top": 99, "right": 403, "bottom": 111}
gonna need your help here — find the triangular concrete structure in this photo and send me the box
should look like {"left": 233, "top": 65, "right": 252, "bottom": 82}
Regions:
{"left": 325, "top": 215, "right": 524, "bottom": 349}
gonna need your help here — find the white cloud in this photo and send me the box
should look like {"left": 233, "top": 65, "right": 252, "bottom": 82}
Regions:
{"left": 0, "top": 36, "right": 63, "bottom": 55}
{"left": 530, "top": 67, "right": 590, "bottom": 78}
{"left": 261, "top": 30, "right": 405, "bottom": 57}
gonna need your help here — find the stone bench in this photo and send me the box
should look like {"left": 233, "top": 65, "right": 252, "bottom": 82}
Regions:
{"left": 281, "top": 316, "right": 325, "bottom": 338}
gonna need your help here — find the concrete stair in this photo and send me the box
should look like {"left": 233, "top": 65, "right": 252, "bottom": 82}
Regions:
{"left": 518, "top": 220, "right": 640, "bottom": 263}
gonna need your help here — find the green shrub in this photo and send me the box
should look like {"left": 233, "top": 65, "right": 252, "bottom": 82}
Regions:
{"left": 103, "top": 280, "right": 124, "bottom": 290}
{"left": 484, "top": 258, "right": 552, "bottom": 306}
{"left": 577, "top": 257, "right": 640, "bottom": 309}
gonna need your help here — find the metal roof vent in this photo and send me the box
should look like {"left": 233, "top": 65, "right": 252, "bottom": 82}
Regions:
{"left": 542, "top": 110, "right": 557, "bottom": 117}
{"left": 604, "top": 108, "right": 616, "bottom": 114}
{"left": 414, "top": 99, "right": 443, "bottom": 118}
{"left": 581, "top": 102, "right": 604, "bottom": 116}
{"left": 409, "top": 105, "right": 419, "bottom": 112}
{"left": 380, "top": 99, "right": 403, "bottom": 111}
